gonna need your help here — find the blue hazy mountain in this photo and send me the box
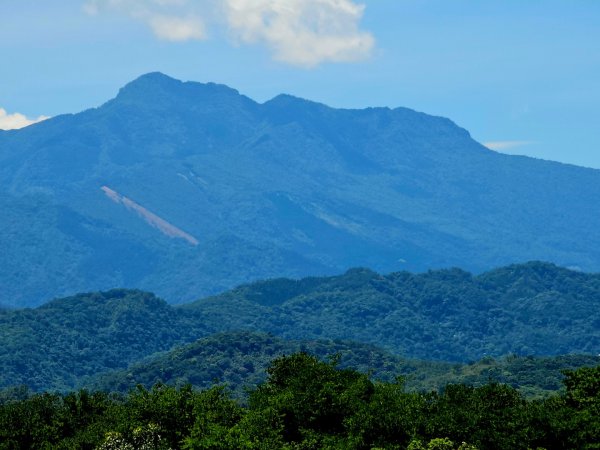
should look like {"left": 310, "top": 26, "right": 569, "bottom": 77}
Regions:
{"left": 1, "top": 72, "right": 600, "bottom": 306}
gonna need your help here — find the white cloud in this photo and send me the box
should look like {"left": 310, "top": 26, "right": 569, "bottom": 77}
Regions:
{"left": 83, "top": 0, "right": 374, "bottom": 67}
{"left": 483, "top": 140, "right": 535, "bottom": 151}
{"left": 148, "top": 14, "right": 205, "bottom": 41}
{"left": 84, "top": 0, "right": 208, "bottom": 41}
{"left": 223, "top": 0, "right": 374, "bottom": 67}
{"left": 0, "top": 108, "right": 49, "bottom": 130}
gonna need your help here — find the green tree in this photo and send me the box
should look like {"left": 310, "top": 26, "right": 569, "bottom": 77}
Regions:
{"left": 183, "top": 386, "right": 243, "bottom": 449}
{"left": 426, "top": 383, "right": 530, "bottom": 449}
{"left": 245, "top": 353, "right": 374, "bottom": 447}
{"left": 562, "top": 366, "right": 600, "bottom": 448}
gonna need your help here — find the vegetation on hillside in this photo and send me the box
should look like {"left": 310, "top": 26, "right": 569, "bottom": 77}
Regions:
{"left": 1, "top": 262, "right": 599, "bottom": 392}
{"left": 1, "top": 354, "right": 598, "bottom": 449}
{"left": 187, "top": 261, "right": 600, "bottom": 360}
{"left": 0, "top": 290, "right": 202, "bottom": 391}
{"left": 87, "top": 331, "right": 600, "bottom": 401}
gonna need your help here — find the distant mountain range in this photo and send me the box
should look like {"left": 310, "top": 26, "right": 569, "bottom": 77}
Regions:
{"left": 2, "top": 73, "right": 600, "bottom": 306}
{"left": 1, "top": 262, "right": 598, "bottom": 392}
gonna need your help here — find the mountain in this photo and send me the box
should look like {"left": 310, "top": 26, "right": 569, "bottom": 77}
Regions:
{"left": 2, "top": 73, "right": 600, "bottom": 306}
{"left": 86, "top": 331, "right": 600, "bottom": 400}
{"left": 1, "top": 262, "right": 598, "bottom": 391}
{"left": 185, "top": 261, "right": 600, "bottom": 360}
{"left": 85, "top": 331, "right": 451, "bottom": 398}
{"left": 0, "top": 289, "right": 203, "bottom": 391}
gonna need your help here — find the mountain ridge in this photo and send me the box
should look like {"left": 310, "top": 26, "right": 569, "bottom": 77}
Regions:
{"left": 86, "top": 330, "right": 600, "bottom": 400}
{"left": 3, "top": 73, "right": 600, "bottom": 306}
{"left": 1, "top": 261, "right": 598, "bottom": 392}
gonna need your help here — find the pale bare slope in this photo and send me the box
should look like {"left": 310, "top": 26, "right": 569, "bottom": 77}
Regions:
{"left": 101, "top": 186, "right": 199, "bottom": 246}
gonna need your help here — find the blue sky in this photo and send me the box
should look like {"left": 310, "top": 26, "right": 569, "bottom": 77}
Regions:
{"left": 1, "top": 0, "right": 599, "bottom": 168}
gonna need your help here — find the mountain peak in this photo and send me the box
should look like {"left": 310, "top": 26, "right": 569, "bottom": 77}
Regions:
{"left": 112, "top": 72, "right": 249, "bottom": 110}
{"left": 110, "top": 73, "right": 179, "bottom": 107}
{"left": 265, "top": 93, "right": 327, "bottom": 108}
{"left": 119, "top": 72, "right": 183, "bottom": 96}
{"left": 133, "top": 71, "right": 179, "bottom": 83}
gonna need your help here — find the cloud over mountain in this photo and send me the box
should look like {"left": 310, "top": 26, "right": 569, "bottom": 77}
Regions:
{"left": 0, "top": 108, "right": 49, "bottom": 130}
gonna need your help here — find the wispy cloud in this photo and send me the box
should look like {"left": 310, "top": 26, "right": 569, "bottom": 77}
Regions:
{"left": 84, "top": 0, "right": 208, "bottom": 41}
{"left": 83, "top": 0, "right": 374, "bottom": 67}
{"left": 483, "top": 140, "right": 535, "bottom": 151}
{"left": 147, "top": 14, "right": 205, "bottom": 41}
{"left": 0, "top": 108, "right": 49, "bottom": 130}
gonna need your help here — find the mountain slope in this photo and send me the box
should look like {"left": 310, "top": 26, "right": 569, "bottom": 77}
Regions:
{"left": 85, "top": 331, "right": 450, "bottom": 398}
{"left": 0, "top": 289, "right": 204, "bottom": 391}
{"left": 1, "top": 262, "right": 598, "bottom": 392}
{"left": 85, "top": 331, "right": 600, "bottom": 400}
{"left": 2, "top": 73, "right": 600, "bottom": 306}
{"left": 186, "top": 261, "right": 600, "bottom": 360}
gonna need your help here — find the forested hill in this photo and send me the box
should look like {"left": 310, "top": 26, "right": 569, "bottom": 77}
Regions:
{"left": 86, "top": 331, "right": 600, "bottom": 400}
{"left": 187, "top": 261, "right": 600, "bottom": 360}
{"left": 3, "top": 358, "right": 599, "bottom": 449}
{"left": 0, "top": 290, "right": 202, "bottom": 391}
{"left": 4, "top": 73, "right": 600, "bottom": 307}
{"left": 1, "top": 262, "right": 598, "bottom": 392}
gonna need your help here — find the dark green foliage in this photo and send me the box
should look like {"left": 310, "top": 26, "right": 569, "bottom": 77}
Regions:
{"left": 425, "top": 383, "right": 531, "bottom": 449}
{"left": 182, "top": 386, "right": 243, "bottom": 449}
{"left": 86, "top": 331, "right": 600, "bottom": 402}
{"left": 87, "top": 331, "right": 453, "bottom": 398}
{"left": 560, "top": 366, "right": 600, "bottom": 447}
{"left": 186, "top": 262, "right": 600, "bottom": 361}
{"left": 0, "top": 289, "right": 204, "bottom": 391}
{"left": 0, "top": 356, "right": 597, "bottom": 449}
{"left": 116, "top": 384, "right": 199, "bottom": 448}
{"left": 417, "top": 354, "right": 600, "bottom": 399}
{"left": 0, "top": 390, "right": 118, "bottom": 449}
{"left": 1, "top": 262, "right": 599, "bottom": 392}
{"left": 249, "top": 353, "right": 374, "bottom": 442}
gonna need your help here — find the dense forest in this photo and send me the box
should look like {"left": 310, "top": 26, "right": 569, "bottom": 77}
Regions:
{"left": 86, "top": 331, "right": 599, "bottom": 401}
{"left": 185, "top": 261, "right": 600, "bottom": 360}
{"left": 1, "top": 353, "right": 598, "bottom": 449}
{"left": 1, "top": 262, "right": 598, "bottom": 448}
{"left": 1, "top": 262, "right": 599, "bottom": 393}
